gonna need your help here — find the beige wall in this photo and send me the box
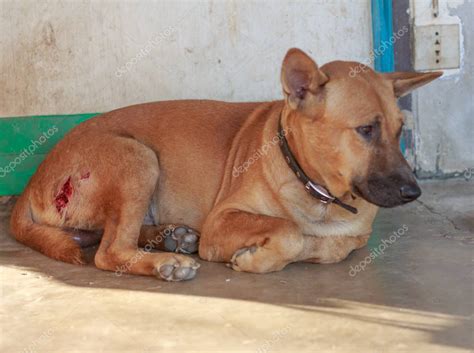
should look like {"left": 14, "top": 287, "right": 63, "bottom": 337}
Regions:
{"left": 0, "top": 0, "right": 372, "bottom": 116}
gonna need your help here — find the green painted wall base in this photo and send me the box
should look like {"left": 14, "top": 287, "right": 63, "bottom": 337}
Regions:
{"left": 0, "top": 113, "right": 99, "bottom": 195}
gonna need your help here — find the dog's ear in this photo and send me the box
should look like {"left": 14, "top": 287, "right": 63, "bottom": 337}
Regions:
{"left": 383, "top": 71, "right": 443, "bottom": 98}
{"left": 281, "top": 48, "right": 328, "bottom": 110}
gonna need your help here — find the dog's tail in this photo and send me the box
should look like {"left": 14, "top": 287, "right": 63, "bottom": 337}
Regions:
{"left": 10, "top": 192, "right": 85, "bottom": 264}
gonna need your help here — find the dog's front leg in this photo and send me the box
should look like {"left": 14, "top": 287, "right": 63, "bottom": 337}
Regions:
{"left": 199, "top": 210, "right": 304, "bottom": 273}
{"left": 299, "top": 234, "right": 370, "bottom": 264}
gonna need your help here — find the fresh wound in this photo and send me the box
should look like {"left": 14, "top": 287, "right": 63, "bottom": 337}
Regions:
{"left": 55, "top": 177, "right": 73, "bottom": 213}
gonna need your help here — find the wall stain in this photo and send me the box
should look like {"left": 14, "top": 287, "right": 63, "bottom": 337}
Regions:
{"left": 43, "top": 22, "right": 56, "bottom": 47}
{"left": 227, "top": 0, "right": 238, "bottom": 44}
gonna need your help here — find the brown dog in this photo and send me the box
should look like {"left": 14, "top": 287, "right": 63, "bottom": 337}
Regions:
{"left": 10, "top": 48, "right": 441, "bottom": 281}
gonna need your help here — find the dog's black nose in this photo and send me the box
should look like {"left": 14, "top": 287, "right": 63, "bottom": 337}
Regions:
{"left": 400, "top": 184, "right": 421, "bottom": 201}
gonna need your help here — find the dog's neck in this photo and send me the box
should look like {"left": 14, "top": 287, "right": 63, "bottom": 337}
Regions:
{"left": 277, "top": 111, "right": 357, "bottom": 214}
{"left": 253, "top": 110, "right": 374, "bottom": 237}
{"left": 280, "top": 108, "right": 327, "bottom": 185}
{"left": 254, "top": 106, "right": 376, "bottom": 236}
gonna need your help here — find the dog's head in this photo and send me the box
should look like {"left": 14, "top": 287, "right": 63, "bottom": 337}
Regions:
{"left": 281, "top": 48, "right": 442, "bottom": 208}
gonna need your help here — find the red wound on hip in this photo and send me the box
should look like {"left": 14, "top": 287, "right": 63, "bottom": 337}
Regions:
{"left": 55, "top": 177, "right": 73, "bottom": 213}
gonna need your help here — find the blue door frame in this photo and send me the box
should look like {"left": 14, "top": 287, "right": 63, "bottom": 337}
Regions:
{"left": 371, "top": 0, "right": 395, "bottom": 72}
{"left": 371, "top": 0, "right": 410, "bottom": 154}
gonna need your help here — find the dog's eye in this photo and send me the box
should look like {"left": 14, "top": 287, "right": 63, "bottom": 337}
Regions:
{"left": 356, "top": 125, "right": 375, "bottom": 139}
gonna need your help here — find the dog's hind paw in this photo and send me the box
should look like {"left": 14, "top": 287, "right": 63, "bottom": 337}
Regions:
{"left": 154, "top": 255, "right": 200, "bottom": 281}
{"left": 164, "top": 226, "right": 200, "bottom": 254}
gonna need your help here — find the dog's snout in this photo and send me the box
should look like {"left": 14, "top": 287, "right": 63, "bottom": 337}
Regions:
{"left": 400, "top": 183, "right": 421, "bottom": 201}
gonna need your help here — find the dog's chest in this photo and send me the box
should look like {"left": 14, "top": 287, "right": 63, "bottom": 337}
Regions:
{"left": 290, "top": 204, "right": 363, "bottom": 237}
{"left": 279, "top": 184, "right": 372, "bottom": 237}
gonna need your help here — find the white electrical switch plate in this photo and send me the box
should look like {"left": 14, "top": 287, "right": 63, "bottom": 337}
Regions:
{"left": 413, "top": 24, "right": 460, "bottom": 71}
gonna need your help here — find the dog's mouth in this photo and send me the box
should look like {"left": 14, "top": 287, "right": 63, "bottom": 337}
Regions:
{"left": 352, "top": 175, "right": 422, "bottom": 208}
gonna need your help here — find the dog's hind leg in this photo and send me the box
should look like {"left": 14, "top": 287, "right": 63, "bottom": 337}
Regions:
{"left": 95, "top": 220, "right": 200, "bottom": 281}
{"left": 11, "top": 133, "right": 199, "bottom": 280}
{"left": 138, "top": 224, "right": 199, "bottom": 254}
{"left": 93, "top": 142, "right": 199, "bottom": 281}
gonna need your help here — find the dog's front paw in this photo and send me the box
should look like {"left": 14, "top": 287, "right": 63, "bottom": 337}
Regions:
{"left": 154, "top": 255, "right": 200, "bottom": 281}
{"left": 230, "top": 246, "right": 258, "bottom": 272}
{"left": 230, "top": 245, "right": 289, "bottom": 273}
{"left": 164, "top": 226, "right": 200, "bottom": 254}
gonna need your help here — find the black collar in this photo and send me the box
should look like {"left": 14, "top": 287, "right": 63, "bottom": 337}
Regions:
{"left": 278, "top": 115, "right": 358, "bottom": 214}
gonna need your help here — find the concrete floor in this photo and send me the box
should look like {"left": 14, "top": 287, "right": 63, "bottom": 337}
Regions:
{"left": 0, "top": 179, "right": 472, "bottom": 353}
